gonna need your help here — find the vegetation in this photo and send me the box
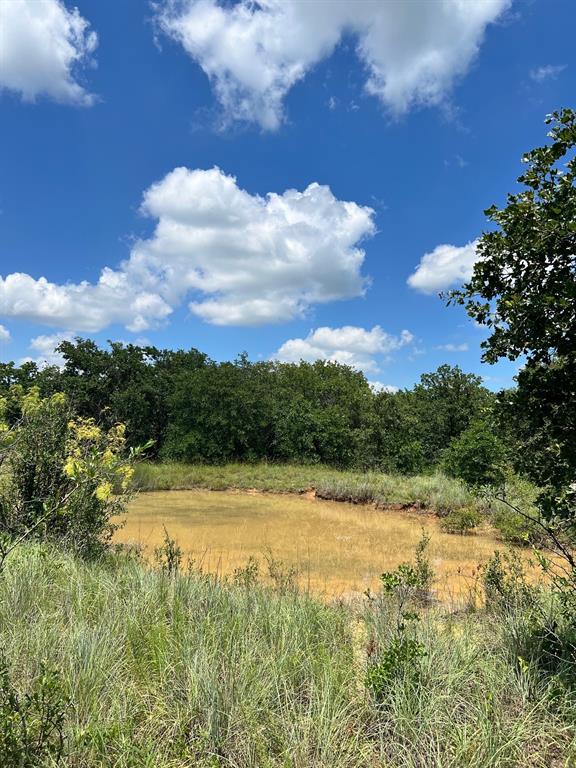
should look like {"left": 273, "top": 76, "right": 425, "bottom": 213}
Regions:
{"left": 450, "top": 107, "right": 576, "bottom": 530}
{"left": 0, "top": 543, "right": 573, "bottom": 767}
{"left": 0, "top": 388, "right": 141, "bottom": 565}
{"left": 0, "top": 109, "right": 574, "bottom": 765}
{"left": 1, "top": 347, "right": 496, "bottom": 473}
{"left": 449, "top": 107, "right": 576, "bottom": 676}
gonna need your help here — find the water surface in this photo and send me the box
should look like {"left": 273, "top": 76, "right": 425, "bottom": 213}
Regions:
{"left": 117, "top": 490, "right": 511, "bottom": 599}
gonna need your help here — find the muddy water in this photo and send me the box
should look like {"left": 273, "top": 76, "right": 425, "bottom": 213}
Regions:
{"left": 116, "top": 490, "right": 511, "bottom": 600}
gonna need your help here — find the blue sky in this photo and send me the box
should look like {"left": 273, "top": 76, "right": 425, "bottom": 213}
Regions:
{"left": 0, "top": 0, "right": 574, "bottom": 391}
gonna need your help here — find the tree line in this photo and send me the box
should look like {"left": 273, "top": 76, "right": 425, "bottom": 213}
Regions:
{"left": 0, "top": 342, "right": 500, "bottom": 475}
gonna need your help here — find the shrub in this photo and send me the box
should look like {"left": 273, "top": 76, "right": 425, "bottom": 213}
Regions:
{"left": 442, "top": 420, "right": 506, "bottom": 487}
{"left": 491, "top": 473, "right": 544, "bottom": 546}
{"left": 154, "top": 527, "right": 182, "bottom": 577}
{"left": 440, "top": 506, "right": 482, "bottom": 534}
{"left": 481, "top": 550, "right": 536, "bottom": 613}
{"left": 366, "top": 532, "right": 432, "bottom": 701}
{"left": 395, "top": 440, "right": 425, "bottom": 475}
{"left": 0, "top": 655, "right": 69, "bottom": 767}
{"left": 366, "top": 635, "right": 426, "bottom": 700}
{"left": 0, "top": 387, "right": 142, "bottom": 564}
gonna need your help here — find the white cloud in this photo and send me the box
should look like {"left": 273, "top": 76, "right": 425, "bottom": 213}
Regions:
{"left": 156, "top": 0, "right": 510, "bottom": 130}
{"left": 273, "top": 325, "right": 413, "bottom": 374}
{"left": 24, "top": 332, "right": 74, "bottom": 368}
{"left": 407, "top": 240, "right": 478, "bottom": 294}
{"left": 0, "top": 325, "right": 10, "bottom": 343}
{"left": 0, "top": 0, "right": 97, "bottom": 105}
{"left": 436, "top": 342, "right": 469, "bottom": 352}
{"left": 0, "top": 167, "right": 375, "bottom": 331}
{"left": 530, "top": 64, "right": 566, "bottom": 83}
{"left": 369, "top": 381, "right": 399, "bottom": 394}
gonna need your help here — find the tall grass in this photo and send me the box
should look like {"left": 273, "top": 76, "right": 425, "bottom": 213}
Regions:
{"left": 132, "top": 462, "right": 481, "bottom": 513}
{"left": 0, "top": 544, "right": 573, "bottom": 767}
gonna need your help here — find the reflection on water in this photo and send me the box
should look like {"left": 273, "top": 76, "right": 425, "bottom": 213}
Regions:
{"left": 115, "top": 490, "right": 517, "bottom": 600}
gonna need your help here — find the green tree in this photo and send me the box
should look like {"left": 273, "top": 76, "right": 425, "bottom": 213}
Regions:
{"left": 442, "top": 420, "right": 506, "bottom": 487}
{"left": 410, "top": 365, "right": 493, "bottom": 466}
{"left": 449, "top": 108, "right": 576, "bottom": 530}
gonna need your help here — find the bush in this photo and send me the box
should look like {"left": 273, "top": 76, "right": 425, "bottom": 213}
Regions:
{"left": 440, "top": 506, "right": 482, "bottom": 534}
{"left": 442, "top": 420, "right": 506, "bottom": 487}
{"left": 491, "top": 473, "right": 544, "bottom": 546}
{"left": 0, "top": 387, "right": 139, "bottom": 563}
{"left": 0, "top": 655, "right": 69, "bottom": 767}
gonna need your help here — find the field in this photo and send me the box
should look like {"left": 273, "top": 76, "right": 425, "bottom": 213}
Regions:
{"left": 1, "top": 543, "right": 574, "bottom": 768}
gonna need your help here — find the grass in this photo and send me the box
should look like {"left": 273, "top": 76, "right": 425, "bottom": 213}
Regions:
{"left": 132, "top": 462, "right": 482, "bottom": 513}
{"left": 1, "top": 544, "right": 574, "bottom": 767}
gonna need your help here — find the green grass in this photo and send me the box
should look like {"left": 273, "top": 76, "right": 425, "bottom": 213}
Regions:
{"left": 1, "top": 544, "right": 574, "bottom": 767}
{"left": 132, "top": 462, "right": 482, "bottom": 513}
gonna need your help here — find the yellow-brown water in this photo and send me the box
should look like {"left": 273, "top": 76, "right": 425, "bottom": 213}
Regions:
{"left": 116, "top": 490, "right": 515, "bottom": 600}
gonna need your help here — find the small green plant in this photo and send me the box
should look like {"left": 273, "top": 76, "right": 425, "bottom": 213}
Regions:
{"left": 154, "top": 527, "right": 182, "bottom": 577}
{"left": 481, "top": 550, "right": 535, "bottom": 612}
{"left": 378, "top": 528, "right": 434, "bottom": 607}
{"left": 264, "top": 551, "right": 298, "bottom": 594}
{"left": 414, "top": 528, "right": 434, "bottom": 597}
{"left": 440, "top": 506, "right": 482, "bottom": 534}
{"left": 366, "top": 532, "right": 432, "bottom": 701}
{"left": 366, "top": 635, "right": 427, "bottom": 699}
{"left": 0, "top": 655, "right": 69, "bottom": 767}
{"left": 233, "top": 556, "right": 260, "bottom": 589}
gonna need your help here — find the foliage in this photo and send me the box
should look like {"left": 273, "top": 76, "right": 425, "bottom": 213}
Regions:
{"left": 482, "top": 550, "right": 576, "bottom": 688}
{"left": 366, "top": 532, "right": 433, "bottom": 701}
{"left": 440, "top": 505, "right": 483, "bottom": 534}
{"left": 0, "top": 654, "right": 69, "bottom": 767}
{"left": 492, "top": 506, "right": 540, "bottom": 545}
{"left": 1, "top": 339, "right": 498, "bottom": 474}
{"left": 153, "top": 527, "right": 182, "bottom": 577}
{"left": 449, "top": 108, "right": 576, "bottom": 527}
{"left": 442, "top": 420, "right": 506, "bottom": 487}
{"left": 411, "top": 365, "right": 493, "bottom": 466}
{"left": 0, "top": 388, "right": 139, "bottom": 563}
{"left": 365, "top": 635, "right": 427, "bottom": 700}
{"left": 481, "top": 550, "right": 536, "bottom": 613}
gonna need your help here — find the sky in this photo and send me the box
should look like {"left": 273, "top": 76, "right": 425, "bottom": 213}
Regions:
{"left": 0, "top": 0, "right": 574, "bottom": 392}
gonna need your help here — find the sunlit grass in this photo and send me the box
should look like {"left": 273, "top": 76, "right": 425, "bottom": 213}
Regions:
{"left": 0, "top": 544, "right": 573, "bottom": 767}
{"left": 132, "top": 462, "right": 481, "bottom": 512}
{"left": 118, "top": 489, "right": 512, "bottom": 601}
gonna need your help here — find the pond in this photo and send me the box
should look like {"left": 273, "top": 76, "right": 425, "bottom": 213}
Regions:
{"left": 116, "top": 490, "right": 512, "bottom": 600}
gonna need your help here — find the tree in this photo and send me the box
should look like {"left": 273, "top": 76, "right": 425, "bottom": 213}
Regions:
{"left": 449, "top": 108, "right": 576, "bottom": 532}
{"left": 442, "top": 420, "right": 506, "bottom": 487}
{"left": 410, "top": 365, "right": 493, "bottom": 466}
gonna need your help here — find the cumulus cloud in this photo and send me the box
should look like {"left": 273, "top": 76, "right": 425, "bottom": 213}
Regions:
{"left": 407, "top": 240, "right": 478, "bottom": 294}
{"left": 530, "top": 64, "right": 566, "bottom": 83}
{"left": 21, "top": 333, "right": 74, "bottom": 368}
{"left": 0, "top": 325, "right": 11, "bottom": 343}
{"left": 0, "top": 0, "right": 97, "bottom": 105}
{"left": 156, "top": 0, "right": 510, "bottom": 130}
{"left": 273, "top": 325, "right": 413, "bottom": 374}
{"left": 0, "top": 167, "right": 375, "bottom": 331}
